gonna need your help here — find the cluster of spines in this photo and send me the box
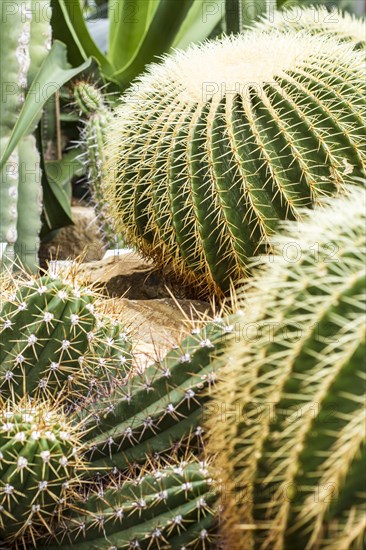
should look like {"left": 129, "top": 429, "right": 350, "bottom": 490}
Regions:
{"left": 80, "top": 315, "right": 234, "bottom": 473}
{"left": 43, "top": 458, "right": 217, "bottom": 549}
{"left": 0, "top": 398, "right": 84, "bottom": 546}
{"left": 207, "top": 188, "right": 366, "bottom": 549}
{"left": 0, "top": 271, "right": 132, "bottom": 402}
{"left": 104, "top": 27, "right": 366, "bottom": 295}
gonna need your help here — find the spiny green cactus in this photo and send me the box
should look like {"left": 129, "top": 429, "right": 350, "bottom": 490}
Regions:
{"left": 104, "top": 29, "right": 366, "bottom": 296}
{"left": 207, "top": 188, "right": 366, "bottom": 549}
{"left": 0, "top": 398, "right": 84, "bottom": 546}
{"left": 0, "top": 271, "right": 132, "bottom": 402}
{"left": 74, "top": 81, "right": 119, "bottom": 249}
{"left": 255, "top": 6, "right": 365, "bottom": 49}
{"left": 0, "top": 1, "right": 52, "bottom": 273}
{"left": 81, "top": 315, "right": 233, "bottom": 473}
{"left": 43, "top": 458, "right": 217, "bottom": 549}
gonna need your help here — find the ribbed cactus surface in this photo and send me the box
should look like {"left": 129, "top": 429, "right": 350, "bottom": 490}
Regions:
{"left": 0, "top": 272, "right": 132, "bottom": 401}
{"left": 104, "top": 29, "right": 366, "bottom": 295}
{"left": 43, "top": 459, "right": 217, "bottom": 549}
{"left": 81, "top": 316, "right": 233, "bottom": 473}
{"left": 0, "top": 0, "right": 52, "bottom": 273}
{"left": 208, "top": 188, "right": 366, "bottom": 549}
{"left": 255, "top": 6, "right": 365, "bottom": 49}
{"left": 0, "top": 399, "right": 83, "bottom": 545}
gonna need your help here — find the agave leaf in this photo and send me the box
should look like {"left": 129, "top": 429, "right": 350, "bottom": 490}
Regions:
{"left": 111, "top": 0, "right": 195, "bottom": 87}
{"left": 108, "top": 0, "right": 154, "bottom": 69}
{"left": 173, "top": 1, "right": 224, "bottom": 49}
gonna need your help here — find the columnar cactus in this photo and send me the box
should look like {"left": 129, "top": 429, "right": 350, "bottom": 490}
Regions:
{"left": 81, "top": 315, "right": 233, "bottom": 473}
{"left": 104, "top": 29, "right": 366, "bottom": 295}
{"left": 0, "top": 0, "right": 52, "bottom": 273}
{"left": 207, "top": 188, "right": 366, "bottom": 549}
{"left": 0, "top": 398, "right": 84, "bottom": 546}
{"left": 43, "top": 459, "right": 217, "bottom": 549}
{"left": 74, "top": 82, "right": 118, "bottom": 248}
{"left": 255, "top": 6, "right": 365, "bottom": 49}
{"left": 0, "top": 1, "right": 31, "bottom": 266}
{"left": 0, "top": 272, "right": 132, "bottom": 401}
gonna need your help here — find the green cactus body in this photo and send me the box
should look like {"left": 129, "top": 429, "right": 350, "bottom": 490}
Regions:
{"left": 14, "top": 0, "right": 52, "bottom": 272}
{"left": 104, "top": 29, "right": 366, "bottom": 295}
{"left": 14, "top": 135, "right": 43, "bottom": 273}
{"left": 0, "top": 399, "right": 84, "bottom": 545}
{"left": 0, "top": 274, "right": 132, "bottom": 401}
{"left": 208, "top": 188, "right": 366, "bottom": 549}
{"left": 44, "top": 460, "right": 217, "bottom": 549}
{"left": 74, "top": 82, "right": 119, "bottom": 248}
{"left": 81, "top": 317, "right": 233, "bottom": 473}
{"left": 255, "top": 7, "right": 365, "bottom": 49}
{"left": 28, "top": 0, "right": 52, "bottom": 84}
{"left": 0, "top": 1, "right": 31, "bottom": 265}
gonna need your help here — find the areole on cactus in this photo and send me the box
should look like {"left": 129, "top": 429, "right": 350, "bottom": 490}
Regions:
{"left": 103, "top": 28, "right": 366, "bottom": 296}
{"left": 207, "top": 187, "right": 366, "bottom": 549}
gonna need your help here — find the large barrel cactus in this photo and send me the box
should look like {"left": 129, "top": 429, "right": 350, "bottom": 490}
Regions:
{"left": 207, "top": 188, "right": 366, "bottom": 549}
{"left": 104, "top": 29, "right": 366, "bottom": 296}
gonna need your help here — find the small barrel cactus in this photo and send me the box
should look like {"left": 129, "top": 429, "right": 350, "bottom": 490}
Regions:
{"left": 81, "top": 315, "right": 233, "bottom": 473}
{"left": 207, "top": 188, "right": 366, "bottom": 549}
{"left": 43, "top": 459, "right": 217, "bottom": 549}
{"left": 0, "top": 398, "right": 84, "bottom": 545}
{"left": 255, "top": 6, "right": 365, "bottom": 49}
{"left": 0, "top": 271, "right": 132, "bottom": 401}
{"left": 103, "top": 28, "right": 366, "bottom": 296}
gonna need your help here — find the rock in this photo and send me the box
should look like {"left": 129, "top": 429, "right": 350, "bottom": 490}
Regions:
{"left": 111, "top": 297, "right": 212, "bottom": 369}
{"left": 39, "top": 206, "right": 104, "bottom": 267}
{"left": 79, "top": 251, "right": 191, "bottom": 300}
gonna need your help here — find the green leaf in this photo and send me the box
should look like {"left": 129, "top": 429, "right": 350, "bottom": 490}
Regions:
{"left": 241, "top": 0, "right": 272, "bottom": 28}
{"left": 111, "top": 0, "right": 196, "bottom": 87}
{"left": 52, "top": 0, "right": 114, "bottom": 74}
{"left": 173, "top": 0, "right": 224, "bottom": 49}
{"left": 108, "top": 0, "right": 153, "bottom": 70}
{"left": 46, "top": 147, "right": 85, "bottom": 194}
{"left": 41, "top": 147, "right": 86, "bottom": 236}
{"left": 0, "top": 42, "right": 92, "bottom": 170}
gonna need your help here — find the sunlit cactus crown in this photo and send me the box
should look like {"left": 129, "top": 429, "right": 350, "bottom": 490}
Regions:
{"left": 208, "top": 187, "right": 366, "bottom": 549}
{"left": 0, "top": 269, "right": 132, "bottom": 402}
{"left": 104, "top": 29, "right": 366, "bottom": 296}
{"left": 255, "top": 6, "right": 365, "bottom": 48}
{"left": 0, "top": 398, "right": 84, "bottom": 546}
